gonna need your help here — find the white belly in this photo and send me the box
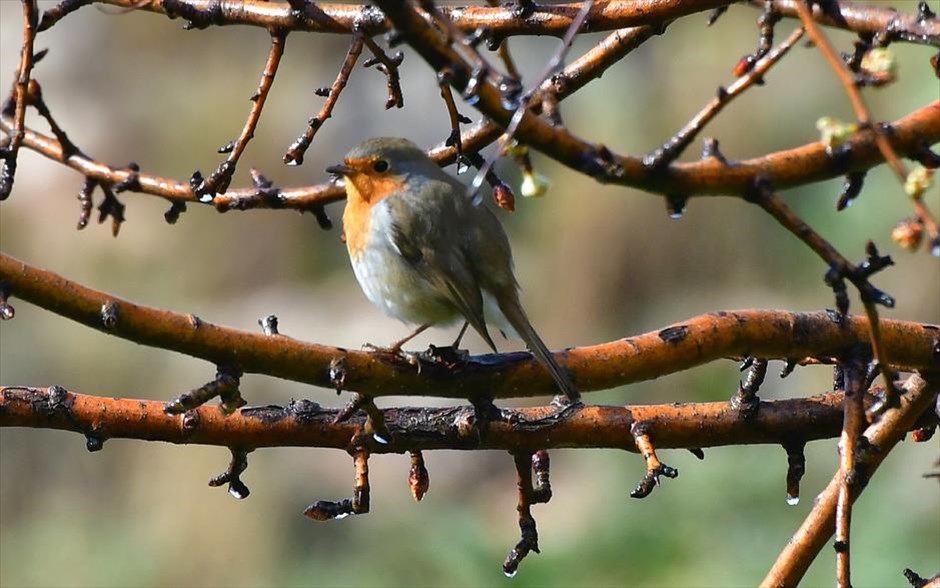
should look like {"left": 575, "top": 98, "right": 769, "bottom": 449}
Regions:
{"left": 350, "top": 230, "right": 459, "bottom": 327}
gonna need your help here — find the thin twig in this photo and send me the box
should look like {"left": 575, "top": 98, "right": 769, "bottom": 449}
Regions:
{"left": 0, "top": 0, "right": 39, "bottom": 200}
{"left": 468, "top": 0, "right": 595, "bottom": 197}
{"left": 437, "top": 78, "right": 468, "bottom": 161}
{"left": 753, "top": 188, "right": 899, "bottom": 411}
{"left": 645, "top": 26, "right": 804, "bottom": 168}
{"left": 793, "top": 0, "right": 940, "bottom": 247}
{"left": 361, "top": 35, "right": 404, "bottom": 109}
{"left": 284, "top": 31, "right": 364, "bottom": 166}
{"left": 201, "top": 31, "right": 287, "bottom": 196}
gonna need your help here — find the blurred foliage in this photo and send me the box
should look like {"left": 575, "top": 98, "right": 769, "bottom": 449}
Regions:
{"left": 1, "top": 1, "right": 938, "bottom": 586}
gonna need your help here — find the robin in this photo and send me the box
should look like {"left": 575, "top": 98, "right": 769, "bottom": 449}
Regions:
{"left": 326, "top": 137, "right": 579, "bottom": 403}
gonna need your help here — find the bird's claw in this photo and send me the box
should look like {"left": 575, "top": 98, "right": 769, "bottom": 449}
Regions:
{"left": 362, "top": 343, "right": 421, "bottom": 370}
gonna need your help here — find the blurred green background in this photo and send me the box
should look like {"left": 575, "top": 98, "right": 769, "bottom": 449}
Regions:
{"left": 1, "top": 1, "right": 938, "bottom": 586}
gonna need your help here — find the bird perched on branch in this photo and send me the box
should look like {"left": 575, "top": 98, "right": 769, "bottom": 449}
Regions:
{"left": 327, "top": 137, "right": 579, "bottom": 403}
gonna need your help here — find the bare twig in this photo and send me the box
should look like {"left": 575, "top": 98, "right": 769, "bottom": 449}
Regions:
{"left": 793, "top": 0, "right": 940, "bottom": 248}
{"left": 304, "top": 446, "right": 371, "bottom": 520}
{"left": 361, "top": 36, "right": 404, "bottom": 109}
{"left": 752, "top": 188, "right": 900, "bottom": 412}
{"left": 200, "top": 31, "right": 287, "bottom": 196}
{"left": 284, "top": 31, "right": 364, "bottom": 166}
{"left": 645, "top": 26, "right": 804, "bottom": 168}
{"left": 468, "top": 0, "right": 595, "bottom": 197}
{"left": 0, "top": 0, "right": 39, "bottom": 200}
{"left": 629, "top": 425, "right": 678, "bottom": 498}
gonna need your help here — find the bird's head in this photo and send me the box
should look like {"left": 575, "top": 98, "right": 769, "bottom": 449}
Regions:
{"left": 327, "top": 137, "right": 438, "bottom": 205}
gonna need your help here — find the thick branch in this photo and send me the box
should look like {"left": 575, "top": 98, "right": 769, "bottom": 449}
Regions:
{"left": 1, "top": 253, "right": 937, "bottom": 399}
{"left": 762, "top": 374, "right": 939, "bottom": 587}
{"left": 91, "top": 0, "right": 731, "bottom": 37}
{"left": 3, "top": 385, "right": 934, "bottom": 452}
{"left": 71, "top": 0, "right": 940, "bottom": 46}
{"left": 762, "top": 0, "right": 940, "bottom": 46}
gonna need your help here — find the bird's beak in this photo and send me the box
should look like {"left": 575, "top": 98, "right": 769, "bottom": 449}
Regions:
{"left": 326, "top": 163, "right": 355, "bottom": 176}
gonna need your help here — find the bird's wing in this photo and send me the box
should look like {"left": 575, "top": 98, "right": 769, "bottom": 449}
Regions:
{"left": 384, "top": 186, "right": 499, "bottom": 351}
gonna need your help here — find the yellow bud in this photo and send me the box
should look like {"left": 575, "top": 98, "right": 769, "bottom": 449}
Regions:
{"left": 891, "top": 217, "right": 923, "bottom": 251}
{"left": 816, "top": 117, "right": 858, "bottom": 149}
{"left": 904, "top": 165, "right": 934, "bottom": 199}
{"left": 860, "top": 48, "right": 897, "bottom": 84}
{"left": 504, "top": 139, "right": 529, "bottom": 159}
{"left": 520, "top": 171, "right": 551, "bottom": 198}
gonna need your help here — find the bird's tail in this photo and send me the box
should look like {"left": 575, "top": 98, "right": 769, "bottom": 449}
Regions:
{"left": 496, "top": 292, "right": 580, "bottom": 403}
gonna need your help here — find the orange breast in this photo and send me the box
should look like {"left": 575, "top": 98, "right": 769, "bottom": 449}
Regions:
{"left": 342, "top": 173, "right": 407, "bottom": 260}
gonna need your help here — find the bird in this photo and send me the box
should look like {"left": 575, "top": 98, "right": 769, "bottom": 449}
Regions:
{"left": 326, "top": 137, "right": 579, "bottom": 403}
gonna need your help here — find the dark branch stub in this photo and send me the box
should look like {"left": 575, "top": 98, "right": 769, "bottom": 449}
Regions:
{"left": 304, "top": 446, "right": 370, "bottom": 520}
{"left": 0, "top": 280, "right": 13, "bottom": 320}
{"left": 783, "top": 442, "right": 806, "bottom": 506}
{"left": 408, "top": 451, "right": 430, "bottom": 501}
{"left": 630, "top": 424, "right": 678, "bottom": 499}
{"left": 165, "top": 366, "right": 245, "bottom": 415}
{"left": 208, "top": 448, "right": 252, "bottom": 500}
{"left": 731, "top": 358, "right": 768, "bottom": 418}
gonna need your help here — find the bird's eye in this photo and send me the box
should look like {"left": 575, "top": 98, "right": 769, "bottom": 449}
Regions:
{"left": 372, "top": 160, "right": 389, "bottom": 173}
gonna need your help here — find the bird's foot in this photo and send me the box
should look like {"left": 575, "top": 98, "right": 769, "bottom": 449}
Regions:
{"left": 362, "top": 342, "right": 421, "bottom": 368}
{"left": 551, "top": 393, "right": 583, "bottom": 409}
{"left": 425, "top": 344, "right": 470, "bottom": 368}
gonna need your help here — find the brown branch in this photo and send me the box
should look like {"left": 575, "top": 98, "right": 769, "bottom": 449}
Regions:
{"left": 0, "top": 23, "right": 658, "bottom": 212}
{"left": 201, "top": 31, "right": 286, "bottom": 196}
{"left": 835, "top": 360, "right": 866, "bottom": 587}
{"left": 467, "top": 0, "right": 595, "bottom": 196}
{"left": 762, "top": 374, "right": 939, "bottom": 588}
{"left": 4, "top": 385, "right": 935, "bottom": 453}
{"left": 46, "top": 0, "right": 939, "bottom": 46}
{"left": 88, "top": 0, "right": 733, "bottom": 38}
{"left": 361, "top": 36, "right": 404, "bottom": 110}
{"left": 793, "top": 0, "right": 940, "bottom": 248}
{"left": 762, "top": 0, "right": 940, "bottom": 47}
{"left": 373, "top": 1, "right": 940, "bottom": 198}
{"left": 0, "top": 0, "right": 38, "bottom": 200}
{"left": 645, "top": 25, "right": 804, "bottom": 168}
{"left": 2, "top": 252, "right": 938, "bottom": 400}
{"left": 753, "top": 189, "right": 900, "bottom": 411}
{"left": 284, "top": 31, "right": 364, "bottom": 166}
{"left": 3, "top": 53, "right": 936, "bottom": 211}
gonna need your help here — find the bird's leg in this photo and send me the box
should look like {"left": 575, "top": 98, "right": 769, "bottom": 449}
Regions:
{"left": 450, "top": 322, "right": 470, "bottom": 350}
{"left": 389, "top": 323, "right": 432, "bottom": 354}
{"left": 364, "top": 323, "right": 433, "bottom": 362}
